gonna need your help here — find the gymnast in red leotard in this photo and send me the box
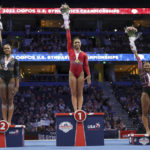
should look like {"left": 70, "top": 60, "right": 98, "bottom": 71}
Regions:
{"left": 66, "top": 29, "right": 91, "bottom": 111}
{"left": 60, "top": 4, "right": 91, "bottom": 111}
{"left": 66, "top": 29, "right": 90, "bottom": 78}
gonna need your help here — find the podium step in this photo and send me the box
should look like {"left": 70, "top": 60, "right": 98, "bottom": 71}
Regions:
{"left": 0, "top": 121, "right": 25, "bottom": 147}
{"left": 128, "top": 134, "right": 150, "bottom": 145}
{"left": 56, "top": 112, "right": 104, "bottom": 146}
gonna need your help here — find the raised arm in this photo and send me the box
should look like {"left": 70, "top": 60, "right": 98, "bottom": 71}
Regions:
{"left": 60, "top": 4, "right": 72, "bottom": 53}
{"left": 125, "top": 26, "right": 143, "bottom": 74}
{"left": 0, "top": 7, "right": 3, "bottom": 44}
{"left": 129, "top": 38, "right": 143, "bottom": 74}
{"left": 132, "top": 50, "right": 140, "bottom": 60}
{"left": 0, "top": 15, "right": 3, "bottom": 54}
{"left": 129, "top": 36, "right": 143, "bottom": 74}
{"left": 66, "top": 29, "right": 72, "bottom": 53}
{"left": 132, "top": 50, "right": 143, "bottom": 74}
{"left": 0, "top": 30, "right": 2, "bottom": 45}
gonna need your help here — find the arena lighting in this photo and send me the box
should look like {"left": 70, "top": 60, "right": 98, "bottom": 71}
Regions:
{"left": 1, "top": 8, "right": 150, "bottom": 14}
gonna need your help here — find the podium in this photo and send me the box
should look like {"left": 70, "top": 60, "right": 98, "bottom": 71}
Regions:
{"left": 56, "top": 111, "right": 104, "bottom": 146}
{"left": 128, "top": 134, "right": 150, "bottom": 145}
{"left": 0, "top": 121, "right": 25, "bottom": 148}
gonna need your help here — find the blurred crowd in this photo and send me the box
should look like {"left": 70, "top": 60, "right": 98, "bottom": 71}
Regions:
{"left": 25, "top": 74, "right": 68, "bottom": 82}
{"left": 112, "top": 80, "right": 144, "bottom": 131}
{"left": 3, "top": 27, "right": 150, "bottom": 54}
{"left": 12, "top": 84, "right": 126, "bottom": 134}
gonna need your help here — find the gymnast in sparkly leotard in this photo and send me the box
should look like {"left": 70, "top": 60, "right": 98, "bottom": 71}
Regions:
{"left": 127, "top": 26, "right": 150, "bottom": 134}
{"left": 60, "top": 4, "right": 91, "bottom": 111}
{"left": 135, "top": 55, "right": 150, "bottom": 134}
{"left": 0, "top": 18, "right": 20, "bottom": 124}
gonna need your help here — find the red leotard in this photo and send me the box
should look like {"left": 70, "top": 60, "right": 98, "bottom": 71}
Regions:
{"left": 66, "top": 29, "right": 90, "bottom": 78}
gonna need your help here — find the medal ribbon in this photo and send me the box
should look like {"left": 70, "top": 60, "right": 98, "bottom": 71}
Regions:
{"left": 74, "top": 50, "right": 80, "bottom": 60}
{"left": 4, "top": 56, "right": 12, "bottom": 69}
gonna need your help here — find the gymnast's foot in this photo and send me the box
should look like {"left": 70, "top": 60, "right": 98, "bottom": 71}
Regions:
{"left": 7, "top": 121, "right": 11, "bottom": 126}
{"left": 146, "top": 130, "right": 150, "bottom": 135}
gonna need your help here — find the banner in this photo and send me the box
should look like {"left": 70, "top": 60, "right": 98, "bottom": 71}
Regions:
{"left": 12, "top": 52, "right": 149, "bottom": 62}
{"left": 120, "top": 130, "right": 136, "bottom": 139}
{"left": 1, "top": 8, "right": 150, "bottom": 14}
{"left": 38, "top": 132, "right": 56, "bottom": 140}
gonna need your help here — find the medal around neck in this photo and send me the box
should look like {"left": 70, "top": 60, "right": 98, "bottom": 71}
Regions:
{"left": 4, "top": 56, "right": 12, "bottom": 71}
{"left": 74, "top": 50, "right": 81, "bottom": 63}
{"left": 3, "top": 62, "right": 9, "bottom": 71}
{"left": 75, "top": 59, "right": 80, "bottom": 63}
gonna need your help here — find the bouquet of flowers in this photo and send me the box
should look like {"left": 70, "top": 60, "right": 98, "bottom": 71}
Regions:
{"left": 125, "top": 26, "right": 137, "bottom": 37}
{"left": 60, "top": 3, "right": 70, "bottom": 15}
{"left": 60, "top": 4, "right": 70, "bottom": 29}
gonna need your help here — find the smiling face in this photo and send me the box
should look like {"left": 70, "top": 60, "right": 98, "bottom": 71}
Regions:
{"left": 3, "top": 44, "right": 12, "bottom": 55}
{"left": 143, "top": 62, "right": 150, "bottom": 72}
{"left": 73, "top": 38, "right": 81, "bottom": 50}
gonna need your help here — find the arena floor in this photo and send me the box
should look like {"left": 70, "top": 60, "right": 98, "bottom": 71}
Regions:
{"left": 2, "top": 139, "right": 150, "bottom": 150}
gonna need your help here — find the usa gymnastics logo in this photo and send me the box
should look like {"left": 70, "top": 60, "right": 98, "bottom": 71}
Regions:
{"left": 59, "top": 122, "right": 73, "bottom": 133}
{"left": 9, "top": 129, "right": 19, "bottom": 135}
{"left": 139, "top": 137, "right": 149, "bottom": 145}
{"left": 87, "top": 122, "right": 101, "bottom": 131}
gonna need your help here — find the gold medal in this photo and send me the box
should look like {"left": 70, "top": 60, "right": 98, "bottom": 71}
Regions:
{"left": 75, "top": 59, "right": 80, "bottom": 63}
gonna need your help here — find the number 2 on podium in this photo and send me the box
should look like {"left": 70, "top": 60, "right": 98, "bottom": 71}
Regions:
{"left": 0, "top": 122, "right": 6, "bottom": 130}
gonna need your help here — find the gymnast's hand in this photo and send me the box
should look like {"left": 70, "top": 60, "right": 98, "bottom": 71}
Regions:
{"left": 84, "top": 76, "right": 91, "bottom": 85}
{"left": 13, "top": 87, "right": 19, "bottom": 95}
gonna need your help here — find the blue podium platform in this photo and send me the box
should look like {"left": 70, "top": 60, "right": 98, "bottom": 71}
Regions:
{"left": 0, "top": 124, "right": 25, "bottom": 147}
{"left": 128, "top": 134, "right": 150, "bottom": 145}
{"left": 56, "top": 112, "right": 104, "bottom": 146}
